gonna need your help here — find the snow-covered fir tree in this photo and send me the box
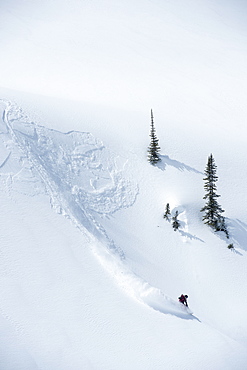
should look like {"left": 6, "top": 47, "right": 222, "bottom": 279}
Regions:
{"left": 200, "top": 154, "right": 228, "bottom": 237}
{"left": 147, "top": 109, "right": 161, "bottom": 165}
{"left": 163, "top": 203, "right": 171, "bottom": 221}
{"left": 172, "top": 211, "right": 180, "bottom": 231}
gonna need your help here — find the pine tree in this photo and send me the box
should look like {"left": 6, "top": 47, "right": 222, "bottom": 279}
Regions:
{"left": 172, "top": 211, "right": 180, "bottom": 231}
{"left": 201, "top": 154, "right": 228, "bottom": 236}
{"left": 147, "top": 109, "right": 161, "bottom": 165}
{"left": 163, "top": 203, "right": 171, "bottom": 221}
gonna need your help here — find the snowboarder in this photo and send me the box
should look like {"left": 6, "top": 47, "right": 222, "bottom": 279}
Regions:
{"left": 178, "top": 294, "right": 188, "bottom": 307}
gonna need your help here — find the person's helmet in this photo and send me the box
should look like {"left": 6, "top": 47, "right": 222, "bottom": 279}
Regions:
{"left": 185, "top": 295, "right": 188, "bottom": 298}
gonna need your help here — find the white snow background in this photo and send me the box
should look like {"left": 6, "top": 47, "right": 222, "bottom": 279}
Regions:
{"left": 0, "top": 0, "right": 247, "bottom": 369}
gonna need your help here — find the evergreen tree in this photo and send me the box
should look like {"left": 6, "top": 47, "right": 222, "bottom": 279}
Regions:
{"left": 172, "top": 211, "right": 180, "bottom": 231}
{"left": 201, "top": 154, "right": 228, "bottom": 236}
{"left": 163, "top": 203, "right": 171, "bottom": 221}
{"left": 147, "top": 109, "right": 161, "bottom": 165}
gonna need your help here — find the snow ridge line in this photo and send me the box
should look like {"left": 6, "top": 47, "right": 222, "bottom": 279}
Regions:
{"left": 0, "top": 151, "right": 11, "bottom": 169}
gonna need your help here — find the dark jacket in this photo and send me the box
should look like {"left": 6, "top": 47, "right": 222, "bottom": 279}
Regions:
{"left": 178, "top": 294, "right": 188, "bottom": 306}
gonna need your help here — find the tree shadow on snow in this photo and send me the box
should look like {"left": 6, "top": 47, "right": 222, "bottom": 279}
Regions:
{"left": 203, "top": 219, "right": 243, "bottom": 256}
{"left": 157, "top": 155, "right": 203, "bottom": 175}
{"left": 227, "top": 218, "right": 247, "bottom": 254}
{"left": 179, "top": 230, "right": 205, "bottom": 243}
{"left": 170, "top": 209, "right": 205, "bottom": 243}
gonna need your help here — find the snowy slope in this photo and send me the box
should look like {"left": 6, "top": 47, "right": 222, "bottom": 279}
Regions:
{"left": 1, "top": 0, "right": 247, "bottom": 369}
{"left": 1, "top": 96, "right": 247, "bottom": 369}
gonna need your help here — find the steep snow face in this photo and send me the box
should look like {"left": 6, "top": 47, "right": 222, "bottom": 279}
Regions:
{"left": 1, "top": 0, "right": 247, "bottom": 368}
{"left": 1, "top": 99, "right": 247, "bottom": 370}
{"left": 1, "top": 99, "right": 204, "bottom": 326}
{"left": 0, "top": 100, "right": 194, "bottom": 318}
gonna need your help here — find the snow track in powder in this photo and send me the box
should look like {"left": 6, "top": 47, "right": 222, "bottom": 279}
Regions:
{"left": 0, "top": 100, "right": 195, "bottom": 318}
